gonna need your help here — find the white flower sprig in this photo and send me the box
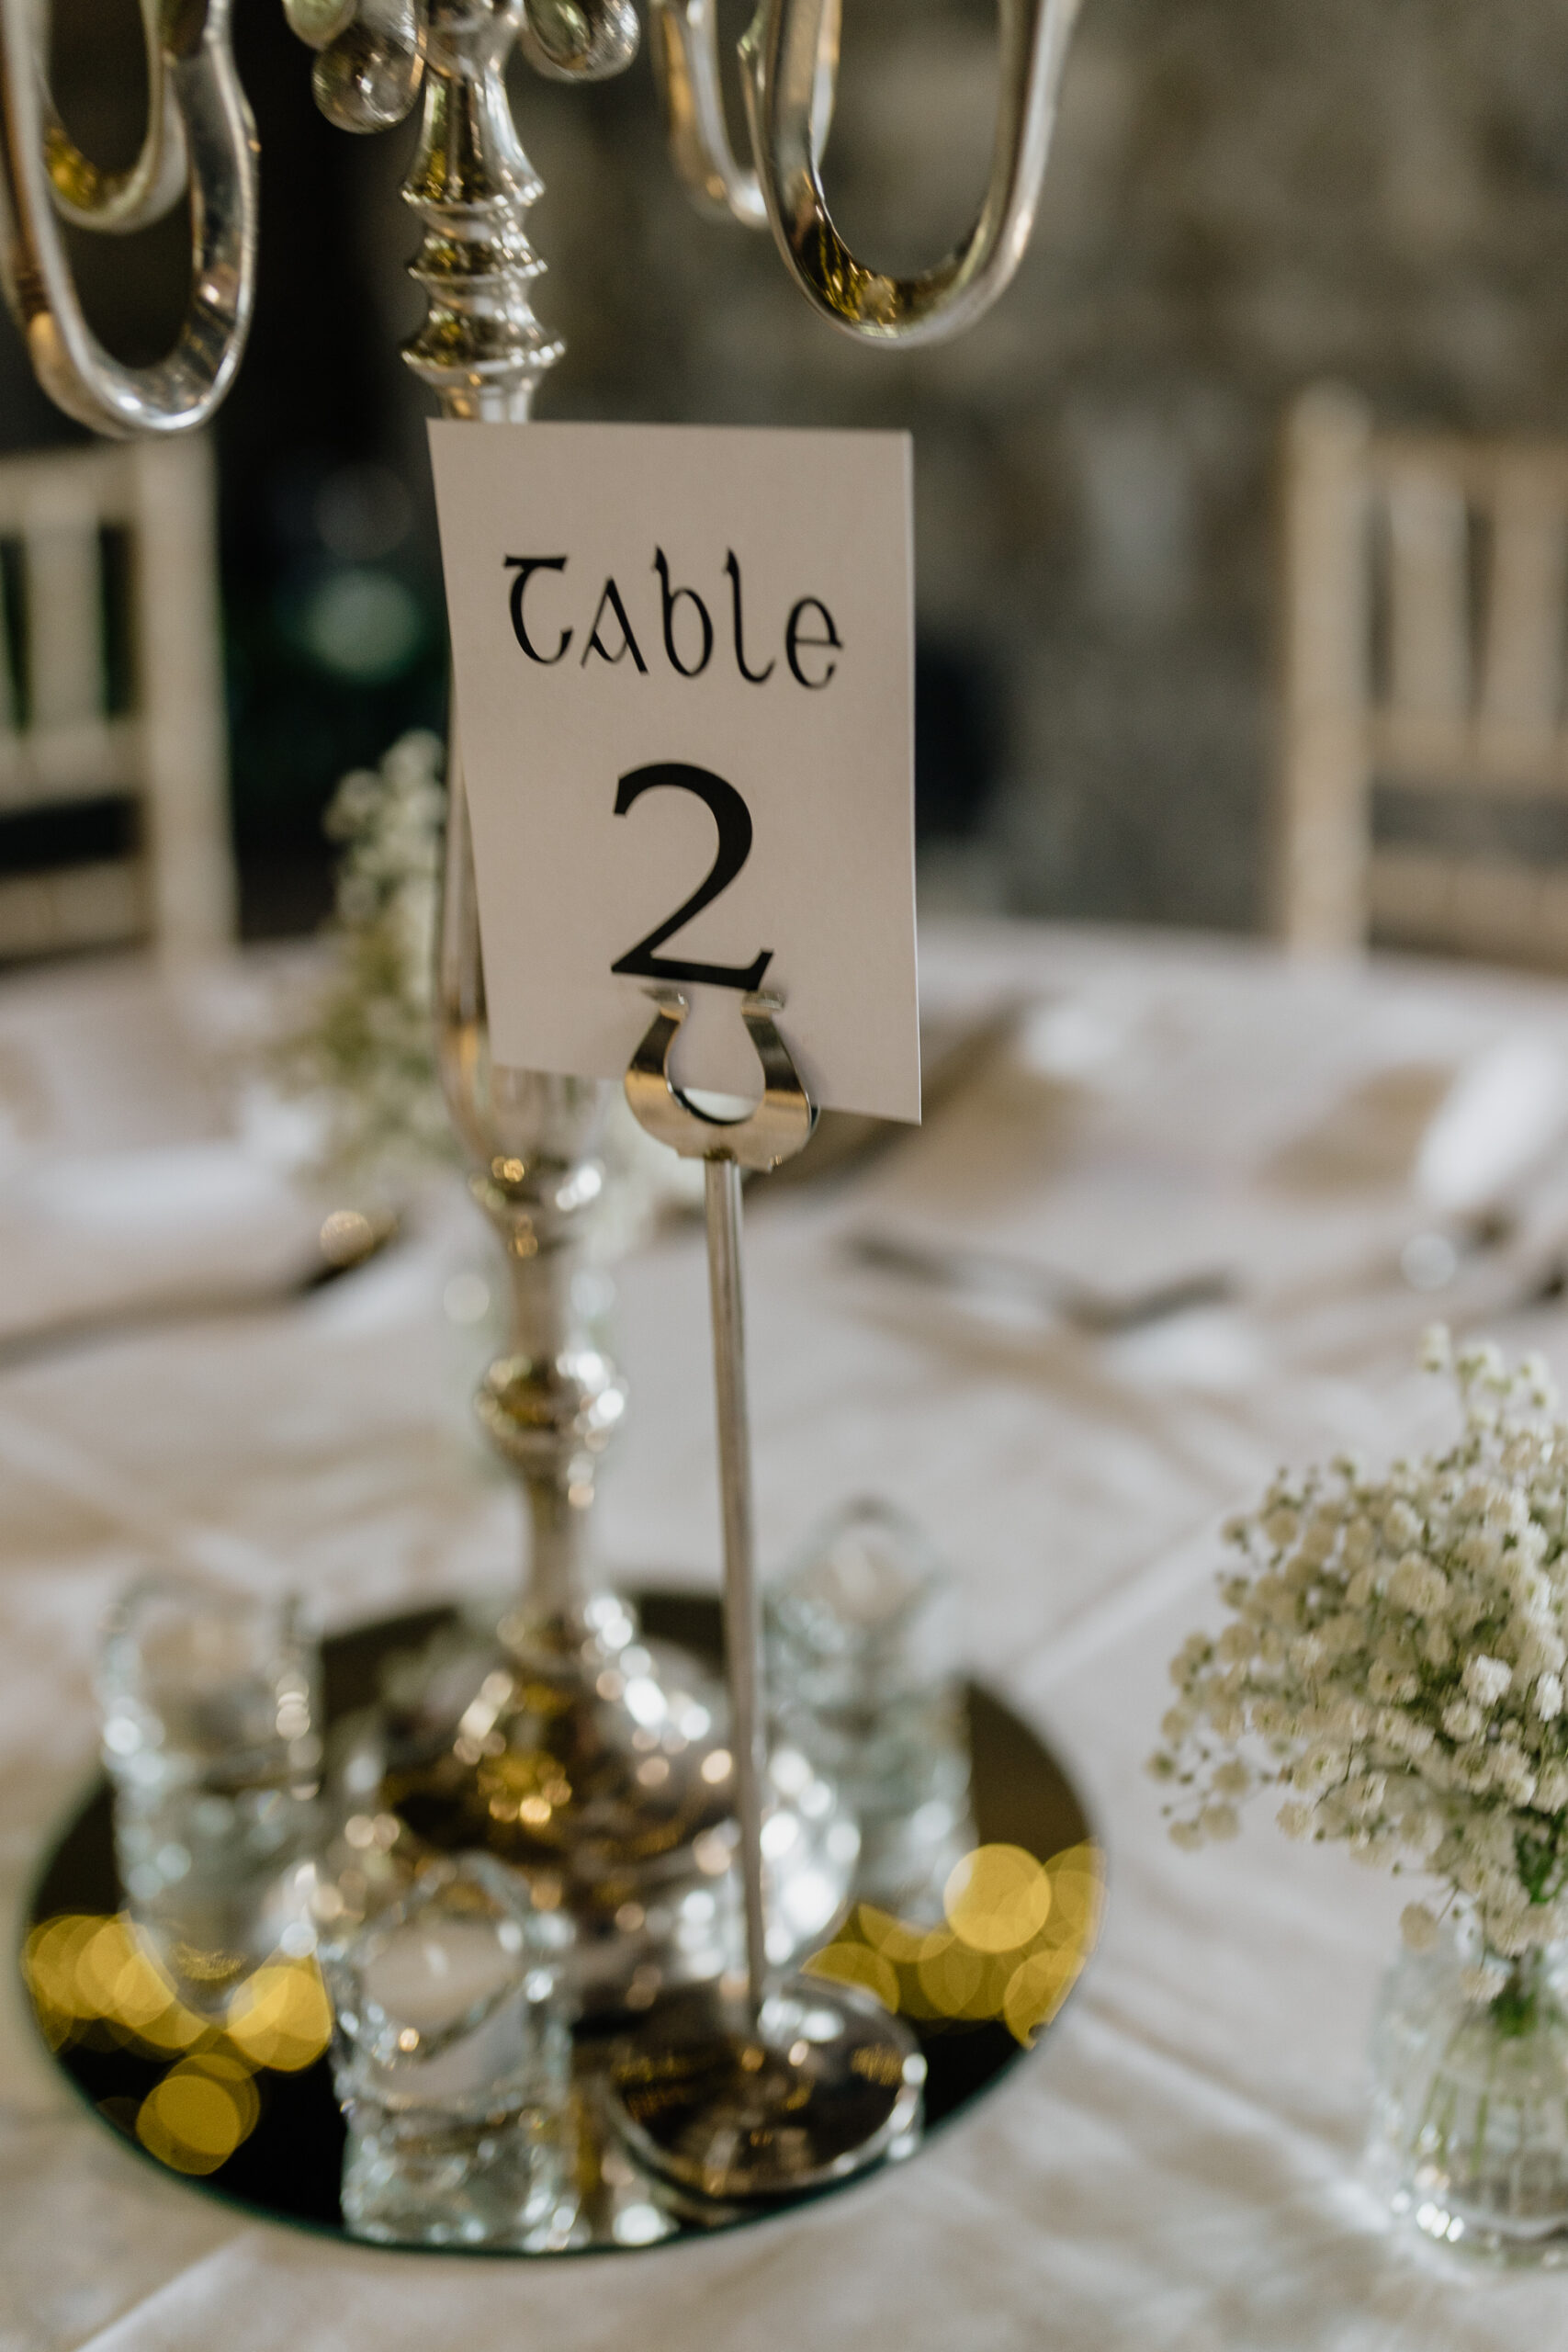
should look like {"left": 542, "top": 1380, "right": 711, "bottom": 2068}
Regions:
{"left": 270, "top": 729, "right": 455, "bottom": 1196}
{"left": 1152, "top": 1332, "right": 1568, "bottom": 1964}
{"left": 265, "top": 726, "right": 700, "bottom": 1249}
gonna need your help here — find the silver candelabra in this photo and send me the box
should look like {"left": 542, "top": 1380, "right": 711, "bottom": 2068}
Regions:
{"left": 0, "top": 0, "right": 1082, "bottom": 2164}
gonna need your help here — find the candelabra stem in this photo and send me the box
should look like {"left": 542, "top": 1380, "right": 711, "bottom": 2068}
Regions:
{"left": 361, "top": 0, "right": 857, "bottom": 2021}
{"left": 412, "top": 0, "right": 612, "bottom": 1645}
{"left": 436, "top": 741, "right": 621, "bottom": 1651}
{"left": 401, "top": 0, "right": 564, "bottom": 422}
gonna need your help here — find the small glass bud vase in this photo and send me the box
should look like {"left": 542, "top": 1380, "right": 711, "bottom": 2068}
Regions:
{"left": 1368, "top": 1928, "right": 1568, "bottom": 2261}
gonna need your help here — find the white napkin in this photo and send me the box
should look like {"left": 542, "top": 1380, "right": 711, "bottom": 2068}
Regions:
{"left": 0, "top": 1139, "right": 326, "bottom": 1346}
{"left": 0, "top": 955, "right": 327, "bottom": 1350}
{"left": 845, "top": 974, "right": 1568, "bottom": 1335}
{"left": 1413, "top": 1035, "right": 1568, "bottom": 1216}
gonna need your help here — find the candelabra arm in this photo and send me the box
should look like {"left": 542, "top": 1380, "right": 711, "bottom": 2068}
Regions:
{"left": 41, "top": 0, "right": 187, "bottom": 232}
{"left": 0, "top": 0, "right": 257, "bottom": 434}
{"left": 649, "top": 0, "right": 837, "bottom": 231}
{"left": 739, "top": 0, "right": 1080, "bottom": 345}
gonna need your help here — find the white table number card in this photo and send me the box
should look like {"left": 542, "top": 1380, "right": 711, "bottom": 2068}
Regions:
{"left": 429, "top": 421, "right": 919, "bottom": 1122}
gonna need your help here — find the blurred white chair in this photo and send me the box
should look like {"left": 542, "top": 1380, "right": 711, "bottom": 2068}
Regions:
{"left": 0, "top": 435, "right": 233, "bottom": 964}
{"left": 1276, "top": 386, "right": 1568, "bottom": 966}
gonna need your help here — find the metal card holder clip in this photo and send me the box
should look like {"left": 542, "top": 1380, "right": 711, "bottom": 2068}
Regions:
{"left": 624, "top": 985, "right": 818, "bottom": 1172}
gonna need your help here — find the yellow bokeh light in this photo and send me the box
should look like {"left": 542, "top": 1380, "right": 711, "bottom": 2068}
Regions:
{"left": 22, "top": 1909, "right": 347, "bottom": 2178}
{"left": 853, "top": 1905, "right": 932, "bottom": 1964}
{"left": 136, "top": 2058, "right": 254, "bottom": 2175}
{"left": 110, "top": 1942, "right": 185, "bottom": 2032}
{"left": 943, "top": 1845, "right": 1054, "bottom": 1954}
{"left": 1043, "top": 1858, "right": 1102, "bottom": 1933}
{"left": 802, "top": 1939, "right": 899, "bottom": 2012}
{"left": 800, "top": 1838, "right": 1104, "bottom": 2035}
{"left": 23, "top": 1915, "right": 96, "bottom": 2041}
{"left": 26, "top": 1914, "right": 105, "bottom": 2004}
{"left": 132, "top": 1999, "right": 208, "bottom": 2055}
{"left": 1003, "top": 1945, "right": 1084, "bottom": 2045}
{"left": 24, "top": 1911, "right": 215, "bottom": 2055}
{"left": 226, "top": 1961, "right": 333, "bottom": 2071}
{"left": 916, "top": 1930, "right": 987, "bottom": 2014}
{"left": 22, "top": 1905, "right": 333, "bottom": 2178}
{"left": 75, "top": 1918, "right": 136, "bottom": 2011}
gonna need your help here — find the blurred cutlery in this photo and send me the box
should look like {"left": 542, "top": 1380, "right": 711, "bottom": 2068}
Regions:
{"left": 846, "top": 1228, "right": 1236, "bottom": 1337}
{"left": 764, "top": 998, "right": 1028, "bottom": 1190}
{"left": 0, "top": 1209, "right": 398, "bottom": 1372}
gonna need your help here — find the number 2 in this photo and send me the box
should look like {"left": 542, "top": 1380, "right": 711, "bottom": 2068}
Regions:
{"left": 609, "top": 762, "right": 773, "bottom": 991}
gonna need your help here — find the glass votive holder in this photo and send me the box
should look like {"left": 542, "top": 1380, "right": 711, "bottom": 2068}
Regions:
{"left": 766, "top": 1498, "right": 976, "bottom": 1921}
{"left": 319, "top": 1853, "right": 579, "bottom": 2250}
{"left": 97, "top": 1575, "right": 323, "bottom": 2018}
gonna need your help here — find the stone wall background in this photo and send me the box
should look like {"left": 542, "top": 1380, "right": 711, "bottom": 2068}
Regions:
{"left": 25, "top": 0, "right": 1568, "bottom": 932}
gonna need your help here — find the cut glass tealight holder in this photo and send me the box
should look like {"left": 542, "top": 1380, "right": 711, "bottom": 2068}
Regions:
{"left": 319, "top": 1853, "right": 579, "bottom": 2250}
{"left": 767, "top": 1498, "right": 975, "bottom": 1920}
{"left": 97, "top": 1576, "right": 323, "bottom": 2018}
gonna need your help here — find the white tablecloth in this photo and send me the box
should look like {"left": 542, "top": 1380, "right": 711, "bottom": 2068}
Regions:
{"left": 10, "top": 923, "right": 1568, "bottom": 2348}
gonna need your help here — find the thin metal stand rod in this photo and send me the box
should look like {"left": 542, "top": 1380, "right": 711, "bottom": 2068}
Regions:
{"left": 704, "top": 1153, "right": 769, "bottom": 2013}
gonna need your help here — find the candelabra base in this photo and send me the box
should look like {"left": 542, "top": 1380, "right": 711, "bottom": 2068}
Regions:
{"left": 605, "top": 1978, "right": 925, "bottom": 2202}
{"left": 346, "top": 1597, "right": 858, "bottom": 2013}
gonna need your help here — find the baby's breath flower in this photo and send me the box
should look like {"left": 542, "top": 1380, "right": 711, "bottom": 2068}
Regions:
{"left": 1156, "top": 1340, "right": 1568, "bottom": 1952}
{"left": 1463, "top": 1655, "right": 1513, "bottom": 1709}
{"left": 1400, "top": 1902, "right": 1440, "bottom": 1951}
{"left": 1384, "top": 1500, "right": 1422, "bottom": 1550}
{"left": 1389, "top": 1556, "right": 1450, "bottom": 1621}
{"left": 1419, "top": 1622, "right": 1453, "bottom": 1670}
{"left": 1368, "top": 1658, "right": 1416, "bottom": 1703}
{"left": 268, "top": 731, "right": 455, "bottom": 1196}
{"left": 1494, "top": 1747, "right": 1537, "bottom": 1807}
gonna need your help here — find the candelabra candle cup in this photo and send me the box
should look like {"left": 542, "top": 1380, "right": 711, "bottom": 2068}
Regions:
{"left": 97, "top": 1577, "right": 323, "bottom": 2019}
{"left": 320, "top": 1853, "right": 580, "bottom": 2250}
{"left": 767, "top": 1498, "right": 975, "bottom": 1920}
{"left": 1369, "top": 1926, "right": 1568, "bottom": 2262}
